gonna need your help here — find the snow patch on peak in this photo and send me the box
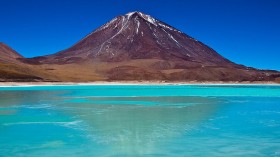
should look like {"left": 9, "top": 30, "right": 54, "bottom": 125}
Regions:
{"left": 135, "top": 18, "right": 140, "bottom": 34}
{"left": 158, "top": 23, "right": 182, "bottom": 33}
{"left": 125, "top": 11, "right": 143, "bottom": 19}
{"left": 158, "top": 23, "right": 173, "bottom": 31}
{"left": 138, "top": 12, "right": 158, "bottom": 26}
{"left": 126, "top": 11, "right": 136, "bottom": 19}
{"left": 125, "top": 11, "right": 141, "bottom": 16}
{"left": 146, "top": 15, "right": 157, "bottom": 26}
{"left": 125, "top": 11, "right": 158, "bottom": 26}
{"left": 125, "top": 11, "right": 183, "bottom": 34}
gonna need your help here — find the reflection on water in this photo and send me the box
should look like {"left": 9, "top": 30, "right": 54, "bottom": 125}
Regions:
{"left": 60, "top": 96, "right": 220, "bottom": 155}
{"left": 0, "top": 90, "right": 65, "bottom": 116}
{"left": 0, "top": 85, "right": 280, "bottom": 156}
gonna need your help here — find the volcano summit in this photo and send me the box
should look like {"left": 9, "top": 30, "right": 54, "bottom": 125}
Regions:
{"left": 1, "top": 11, "right": 280, "bottom": 82}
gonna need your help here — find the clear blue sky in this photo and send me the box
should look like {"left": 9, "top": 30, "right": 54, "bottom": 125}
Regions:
{"left": 0, "top": 0, "right": 279, "bottom": 70}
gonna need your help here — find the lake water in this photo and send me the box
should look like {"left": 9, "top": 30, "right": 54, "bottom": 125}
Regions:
{"left": 0, "top": 85, "right": 280, "bottom": 156}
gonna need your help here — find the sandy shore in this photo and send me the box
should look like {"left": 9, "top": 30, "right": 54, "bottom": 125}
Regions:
{"left": 0, "top": 81, "right": 279, "bottom": 86}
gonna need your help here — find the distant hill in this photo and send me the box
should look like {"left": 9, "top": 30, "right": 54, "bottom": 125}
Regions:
{"left": 0, "top": 43, "right": 43, "bottom": 81}
{"left": 0, "top": 42, "right": 23, "bottom": 64}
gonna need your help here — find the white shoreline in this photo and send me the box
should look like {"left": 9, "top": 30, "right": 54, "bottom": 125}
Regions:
{"left": 0, "top": 81, "right": 279, "bottom": 87}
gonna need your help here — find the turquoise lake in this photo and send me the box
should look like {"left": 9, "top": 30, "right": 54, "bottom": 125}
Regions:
{"left": 0, "top": 85, "right": 280, "bottom": 156}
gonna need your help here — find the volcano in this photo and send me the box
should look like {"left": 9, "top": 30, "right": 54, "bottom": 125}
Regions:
{"left": 3, "top": 11, "right": 280, "bottom": 82}
{"left": 34, "top": 12, "right": 235, "bottom": 66}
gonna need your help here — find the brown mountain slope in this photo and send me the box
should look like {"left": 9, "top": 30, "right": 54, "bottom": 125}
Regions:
{"left": 0, "top": 42, "right": 23, "bottom": 64}
{"left": 11, "top": 12, "right": 280, "bottom": 82}
{"left": 0, "top": 43, "right": 45, "bottom": 81}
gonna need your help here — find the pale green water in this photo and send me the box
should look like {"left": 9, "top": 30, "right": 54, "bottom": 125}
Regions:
{"left": 0, "top": 85, "right": 280, "bottom": 156}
